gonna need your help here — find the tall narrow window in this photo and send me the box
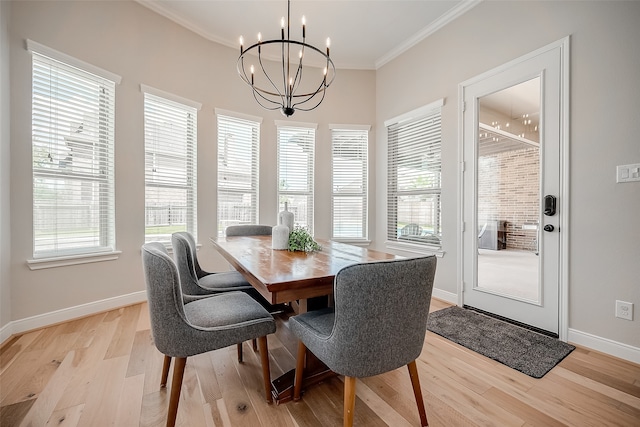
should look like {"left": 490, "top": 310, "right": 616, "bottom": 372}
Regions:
{"left": 143, "top": 86, "right": 200, "bottom": 243}
{"left": 331, "top": 125, "right": 369, "bottom": 240}
{"left": 276, "top": 121, "right": 316, "bottom": 234}
{"left": 216, "top": 110, "right": 261, "bottom": 236}
{"left": 30, "top": 41, "right": 119, "bottom": 258}
{"left": 386, "top": 99, "right": 443, "bottom": 248}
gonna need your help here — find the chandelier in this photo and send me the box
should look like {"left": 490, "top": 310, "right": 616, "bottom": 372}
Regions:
{"left": 237, "top": 0, "right": 336, "bottom": 117}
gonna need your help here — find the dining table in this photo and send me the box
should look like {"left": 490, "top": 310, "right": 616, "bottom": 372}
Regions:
{"left": 210, "top": 234, "right": 402, "bottom": 403}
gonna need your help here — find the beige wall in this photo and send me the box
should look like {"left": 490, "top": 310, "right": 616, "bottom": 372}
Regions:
{"left": 6, "top": 1, "right": 374, "bottom": 321}
{"left": 375, "top": 1, "right": 640, "bottom": 348}
{"left": 1, "top": 0, "right": 11, "bottom": 328}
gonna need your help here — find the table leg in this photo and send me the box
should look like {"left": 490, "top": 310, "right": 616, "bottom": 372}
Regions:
{"left": 271, "top": 349, "right": 336, "bottom": 404}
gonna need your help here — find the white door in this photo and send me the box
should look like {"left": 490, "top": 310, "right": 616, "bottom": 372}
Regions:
{"left": 461, "top": 40, "right": 568, "bottom": 336}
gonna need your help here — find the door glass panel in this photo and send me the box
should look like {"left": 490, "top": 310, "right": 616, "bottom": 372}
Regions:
{"left": 476, "top": 77, "right": 541, "bottom": 303}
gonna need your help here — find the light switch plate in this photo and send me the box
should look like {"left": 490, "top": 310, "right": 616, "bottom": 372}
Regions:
{"left": 617, "top": 163, "right": 640, "bottom": 183}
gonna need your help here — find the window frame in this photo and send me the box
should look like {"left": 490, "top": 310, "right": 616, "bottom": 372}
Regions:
{"left": 142, "top": 85, "right": 201, "bottom": 245}
{"left": 385, "top": 99, "right": 444, "bottom": 255}
{"left": 27, "top": 40, "right": 122, "bottom": 269}
{"left": 215, "top": 109, "right": 262, "bottom": 237}
{"left": 276, "top": 120, "right": 317, "bottom": 235}
{"left": 329, "top": 124, "right": 370, "bottom": 243}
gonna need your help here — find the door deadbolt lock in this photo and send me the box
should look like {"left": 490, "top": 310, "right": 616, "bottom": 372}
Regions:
{"left": 543, "top": 224, "right": 555, "bottom": 232}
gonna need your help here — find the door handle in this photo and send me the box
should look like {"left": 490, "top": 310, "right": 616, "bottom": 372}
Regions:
{"left": 543, "top": 224, "right": 555, "bottom": 232}
{"left": 544, "top": 195, "right": 557, "bottom": 216}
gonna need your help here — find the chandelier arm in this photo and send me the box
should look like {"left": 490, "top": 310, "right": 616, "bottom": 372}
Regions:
{"left": 292, "top": 82, "right": 327, "bottom": 112}
{"left": 291, "top": 44, "right": 305, "bottom": 94}
{"left": 291, "top": 69, "right": 328, "bottom": 109}
{"left": 252, "top": 88, "right": 282, "bottom": 111}
{"left": 256, "top": 48, "right": 286, "bottom": 104}
{"left": 237, "top": 55, "right": 252, "bottom": 86}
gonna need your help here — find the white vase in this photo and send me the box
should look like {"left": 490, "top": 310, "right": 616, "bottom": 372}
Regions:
{"left": 278, "top": 202, "right": 294, "bottom": 232}
{"left": 272, "top": 224, "right": 290, "bottom": 250}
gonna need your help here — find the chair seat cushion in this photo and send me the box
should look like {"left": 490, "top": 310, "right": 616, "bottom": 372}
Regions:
{"left": 198, "top": 270, "right": 253, "bottom": 291}
{"left": 288, "top": 307, "right": 335, "bottom": 341}
{"left": 184, "top": 291, "right": 274, "bottom": 331}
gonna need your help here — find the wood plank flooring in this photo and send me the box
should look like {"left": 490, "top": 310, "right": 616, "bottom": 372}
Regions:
{"left": 1, "top": 299, "right": 639, "bottom": 426}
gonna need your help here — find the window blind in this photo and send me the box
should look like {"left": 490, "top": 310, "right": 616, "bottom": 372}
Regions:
{"left": 387, "top": 103, "right": 442, "bottom": 247}
{"left": 216, "top": 113, "right": 260, "bottom": 236}
{"left": 143, "top": 92, "right": 198, "bottom": 243}
{"left": 331, "top": 127, "right": 368, "bottom": 239}
{"left": 31, "top": 51, "right": 117, "bottom": 258}
{"left": 277, "top": 124, "right": 315, "bottom": 234}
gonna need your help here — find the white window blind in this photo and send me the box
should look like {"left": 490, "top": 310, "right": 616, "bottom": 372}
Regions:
{"left": 277, "top": 123, "right": 316, "bottom": 234}
{"left": 216, "top": 111, "right": 261, "bottom": 236}
{"left": 31, "top": 49, "right": 117, "bottom": 258}
{"left": 387, "top": 101, "right": 443, "bottom": 247}
{"left": 331, "top": 126, "right": 369, "bottom": 240}
{"left": 143, "top": 91, "right": 198, "bottom": 243}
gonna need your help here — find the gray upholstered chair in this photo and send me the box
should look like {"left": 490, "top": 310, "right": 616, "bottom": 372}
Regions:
{"left": 289, "top": 256, "right": 437, "bottom": 427}
{"left": 141, "top": 242, "right": 276, "bottom": 427}
{"left": 172, "top": 231, "right": 261, "bottom": 361}
{"left": 225, "top": 224, "right": 273, "bottom": 236}
{"left": 171, "top": 231, "right": 253, "bottom": 296}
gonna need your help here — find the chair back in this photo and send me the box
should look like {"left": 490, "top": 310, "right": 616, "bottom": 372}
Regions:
{"left": 225, "top": 224, "right": 273, "bottom": 236}
{"left": 141, "top": 242, "right": 190, "bottom": 356}
{"left": 328, "top": 256, "right": 436, "bottom": 377}
{"left": 171, "top": 232, "right": 207, "bottom": 295}
{"left": 173, "top": 231, "right": 208, "bottom": 279}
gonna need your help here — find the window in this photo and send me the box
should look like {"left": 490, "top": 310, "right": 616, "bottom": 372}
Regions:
{"left": 386, "top": 99, "right": 443, "bottom": 248}
{"left": 276, "top": 121, "right": 316, "bottom": 234}
{"left": 143, "top": 86, "right": 200, "bottom": 243}
{"left": 29, "top": 41, "right": 120, "bottom": 259}
{"left": 216, "top": 110, "right": 261, "bottom": 236}
{"left": 330, "top": 125, "right": 369, "bottom": 240}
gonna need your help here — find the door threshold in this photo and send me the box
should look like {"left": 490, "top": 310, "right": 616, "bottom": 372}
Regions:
{"left": 462, "top": 305, "right": 558, "bottom": 338}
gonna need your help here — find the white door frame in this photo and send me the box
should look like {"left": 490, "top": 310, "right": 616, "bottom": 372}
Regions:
{"left": 456, "top": 37, "right": 570, "bottom": 341}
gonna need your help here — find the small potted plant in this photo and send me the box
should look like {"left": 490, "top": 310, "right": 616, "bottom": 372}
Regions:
{"left": 288, "top": 226, "right": 322, "bottom": 252}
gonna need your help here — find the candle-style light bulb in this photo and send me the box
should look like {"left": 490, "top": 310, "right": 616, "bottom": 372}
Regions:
{"left": 299, "top": 49, "right": 303, "bottom": 59}
{"left": 239, "top": 36, "right": 244, "bottom": 53}
{"left": 302, "top": 15, "right": 306, "bottom": 38}
{"left": 281, "top": 17, "right": 285, "bottom": 39}
{"left": 258, "top": 32, "right": 262, "bottom": 43}
{"left": 250, "top": 65, "right": 255, "bottom": 85}
{"left": 326, "top": 37, "right": 331, "bottom": 56}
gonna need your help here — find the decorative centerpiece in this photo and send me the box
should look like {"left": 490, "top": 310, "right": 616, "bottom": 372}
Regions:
{"left": 272, "top": 224, "right": 290, "bottom": 250}
{"left": 288, "top": 226, "right": 321, "bottom": 252}
{"left": 278, "top": 202, "right": 294, "bottom": 231}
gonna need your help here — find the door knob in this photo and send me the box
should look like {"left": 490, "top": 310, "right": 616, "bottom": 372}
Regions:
{"left": 543, "top": 224, "right": 555, "bottom": 232}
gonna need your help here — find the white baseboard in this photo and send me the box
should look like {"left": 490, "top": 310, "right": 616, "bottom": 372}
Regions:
{"left": 568, "top": 328, "right": 640, "bottom": 365}
{"left": 432, "top": 287, "right": 458, "bottom": 305}
{"left": 0, "top": 291, "right": 147, "bottom": 344}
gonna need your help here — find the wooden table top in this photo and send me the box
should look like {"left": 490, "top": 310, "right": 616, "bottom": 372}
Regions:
{"left": 210, "top": 235, "right": 401, "bottom": 304}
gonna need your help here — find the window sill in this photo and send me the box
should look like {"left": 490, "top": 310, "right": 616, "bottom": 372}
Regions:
{"left": 385, "top": 241, "right": 445, "bottom": 258}
{"left": 331, "top": 238, "right": 371, "bottom": 247}
{"left": 27, "top": 250, "right": 122, "bottom": 270}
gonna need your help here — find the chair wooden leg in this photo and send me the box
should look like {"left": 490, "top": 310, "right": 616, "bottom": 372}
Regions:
{"left": 252, "top": 338, "right": 258, "bottom": 351}
{"left": 167, "top": 357, "right": 187, "bottom": 427}
{"left": 407, "top": 360, "right": 429, "bottom": 426}
{"left": 161, "top": 355, "right": 172, "bottom": 387}
{"left": 237, "top": 342, "right": 243, "bottom": 363}
{"left": 257, "top": 336, "right": 273, "bottom": 403}
{"left": 343, "top": 376, "right": 357, "bottom": 427}
{"left": 293, "top": 341, "right": 306, "bottom": 401}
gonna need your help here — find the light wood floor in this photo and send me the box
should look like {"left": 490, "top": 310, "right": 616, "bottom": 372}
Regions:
{"left": 1, "top": 299, "right": 639, "bottom": 426}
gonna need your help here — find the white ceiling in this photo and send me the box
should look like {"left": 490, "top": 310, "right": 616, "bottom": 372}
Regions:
{"left": 136, "top": 0, "right": 480, "bottom": 70}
